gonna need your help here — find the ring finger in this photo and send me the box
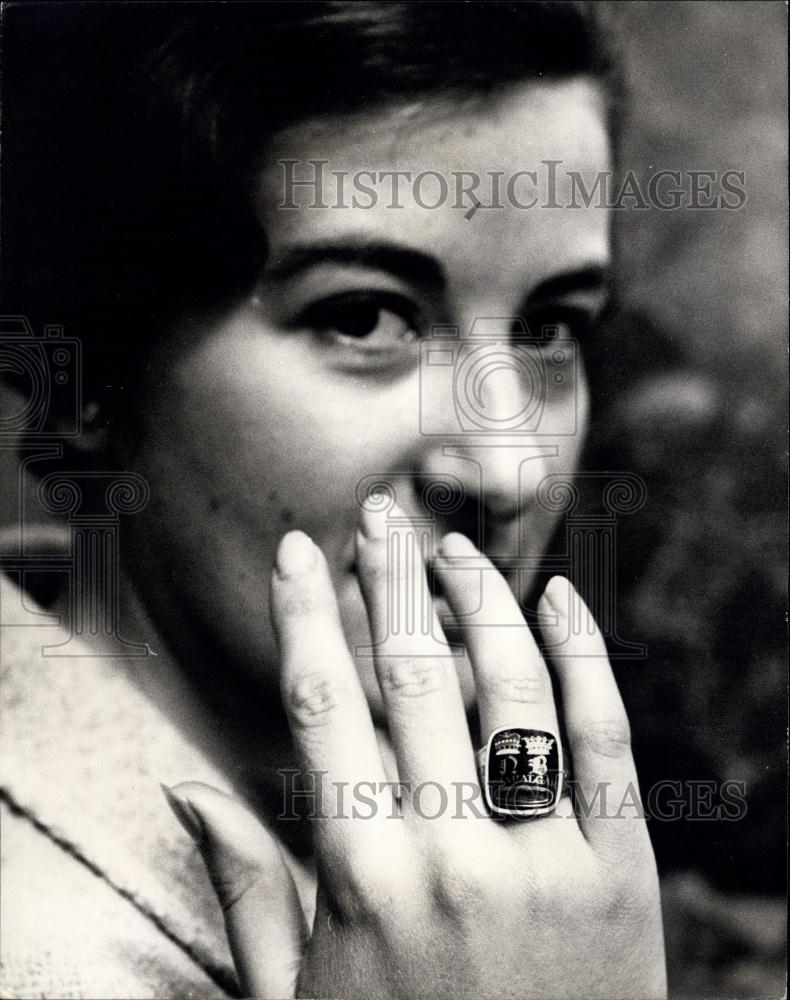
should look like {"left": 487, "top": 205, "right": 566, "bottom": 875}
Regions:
{"left": 434, "top": 532, "right": 566, "bottom": 819}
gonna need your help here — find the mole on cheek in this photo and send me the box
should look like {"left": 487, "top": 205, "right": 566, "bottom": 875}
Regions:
{"left": 280, "top": 508, "right": 294, "bottom": 525}
{"left": 209, "top": 496, "right": 221, "bottom": 513}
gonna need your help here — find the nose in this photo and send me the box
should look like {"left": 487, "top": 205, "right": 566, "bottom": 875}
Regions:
{"left": 418, "top": 438, "right": 555, "bottom": 553}
{"left": 414, "top": 340, "right": 557, "bottom": 551}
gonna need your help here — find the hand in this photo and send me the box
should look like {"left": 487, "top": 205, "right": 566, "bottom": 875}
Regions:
{"left": 166, "top": 503, "right": 667, "bottom": 999}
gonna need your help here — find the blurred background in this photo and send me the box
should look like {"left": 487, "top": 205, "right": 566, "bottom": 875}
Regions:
{"left": 596, "top": 3, "right": 787, "bottom": 997}
{"left": 1, "top": 2, "right": 787, "bottom": 997}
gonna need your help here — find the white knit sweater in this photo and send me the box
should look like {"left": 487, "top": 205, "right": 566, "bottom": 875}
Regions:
{"left": 0, "top": 573, "right": 237, "bottom": 999}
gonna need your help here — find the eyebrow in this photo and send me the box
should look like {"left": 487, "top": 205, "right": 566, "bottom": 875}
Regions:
{"left": 526, "top": 265, "right": 612, "bottom": 306}
{"left": 265, "top": 237, "right": 611, "bottom": 306}
{"left": 265, "top": 238, "right": 446, "bottom": 290}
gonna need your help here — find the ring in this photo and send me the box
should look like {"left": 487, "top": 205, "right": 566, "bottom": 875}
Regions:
{"left": 477, "top": 727, "right": 564, "bottom": 818}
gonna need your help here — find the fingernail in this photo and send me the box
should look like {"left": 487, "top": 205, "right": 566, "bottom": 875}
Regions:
{"left": 542, "top": 576, "right": 569, "bottom": 616}
{"left": 438, "top": 532, "right": 477, "bottom": 558}
{"left": 161, "top": 784, "right": 204, "bottom": 845}
{"left": 275, "top": 530, "right": 317, "bottom": 578}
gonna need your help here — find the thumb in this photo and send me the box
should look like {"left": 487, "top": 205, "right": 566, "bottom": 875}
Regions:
{"left": 163, "top": 780, "right": 308, "bottom": 999}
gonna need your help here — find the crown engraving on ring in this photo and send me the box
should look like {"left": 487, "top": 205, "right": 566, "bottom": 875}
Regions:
{"left": 483, "top": 727, "right": 562, "bottom": 818}
{"left": 493, "top": 732, "right": 555, "bottom": 756}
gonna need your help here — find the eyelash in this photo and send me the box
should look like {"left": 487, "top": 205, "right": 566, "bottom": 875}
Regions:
{"left": 291, "top": 294, "right": 598, "bottom": 355}
{"left": 293, "top": 291, "right": 422, "bottom": 346}
{"left": 521, "top": 305, "right": 597, "bottom": 345}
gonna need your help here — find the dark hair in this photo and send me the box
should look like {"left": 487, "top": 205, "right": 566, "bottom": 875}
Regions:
{"left": 2, "top": 0, "right": 621, "bottom": 419}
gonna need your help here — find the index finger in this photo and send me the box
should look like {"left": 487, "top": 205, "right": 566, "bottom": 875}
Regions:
{"left": 271, "top": 531, "right": 396, "bottom": 860}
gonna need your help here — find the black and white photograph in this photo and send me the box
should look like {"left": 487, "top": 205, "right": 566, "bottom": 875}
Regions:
{"left": 0, "top": 3, "right": 787, "bottom": 998}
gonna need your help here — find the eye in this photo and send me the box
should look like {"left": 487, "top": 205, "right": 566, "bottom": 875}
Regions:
{"left": 521, "top": 305, "right": 597, "bottom": 347}
{"left": 295, "top": 292, "right": 420, "bottom": 347}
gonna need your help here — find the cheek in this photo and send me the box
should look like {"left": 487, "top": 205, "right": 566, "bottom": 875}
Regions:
{"left": 139, "top": 323, "right": 416, "bottom": 564}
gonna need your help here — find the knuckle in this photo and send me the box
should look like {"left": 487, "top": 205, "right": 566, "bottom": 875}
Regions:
{"left": 573, "top": 716, "right": 632, "bottom": 758}
{"left": 326, "top": 875, "right": 376, "bottom": 923}
{"left": 600, "top": 865, "right": 660, "bottom": 926}
{"left": 485, "top": 666, "right": 549, "bottom": 705}
{"left": 359, "top": 538, "right": 399, "bottom": 585}
{"left": 210, "top": 865, "right": 259, "bottom": 915}
{"left": 611, "top": 848, "right": 660, "bottom": 895}
{"left": 535, "top": 846, "right": 593, "bottom": 896}
{"left": 430, "top": 857, "right": 492, "bottom": 917}
{"left": 326, "top": 849, "right": 406, "bottom": 924}
{"left": 284, "top": 671, "right": 344, "bottom": 728}
{"left": 581, "top": 842, "right": 661, "bottom": 928}
{"left": 426, "top": 835, "right": 506, "bottom": 917}
{"left": 381, "top": 657, "right": 448, "bottom": 699}
{"left": 278, "top": 591, "right": 329, "bottom": 619}
{"left": 526, "top": 855, "right": 599, "bottom": 921}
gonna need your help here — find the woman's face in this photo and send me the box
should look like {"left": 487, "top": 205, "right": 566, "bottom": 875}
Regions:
{"left": 124, "top": 79, "right": 611, "bottom": 722}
